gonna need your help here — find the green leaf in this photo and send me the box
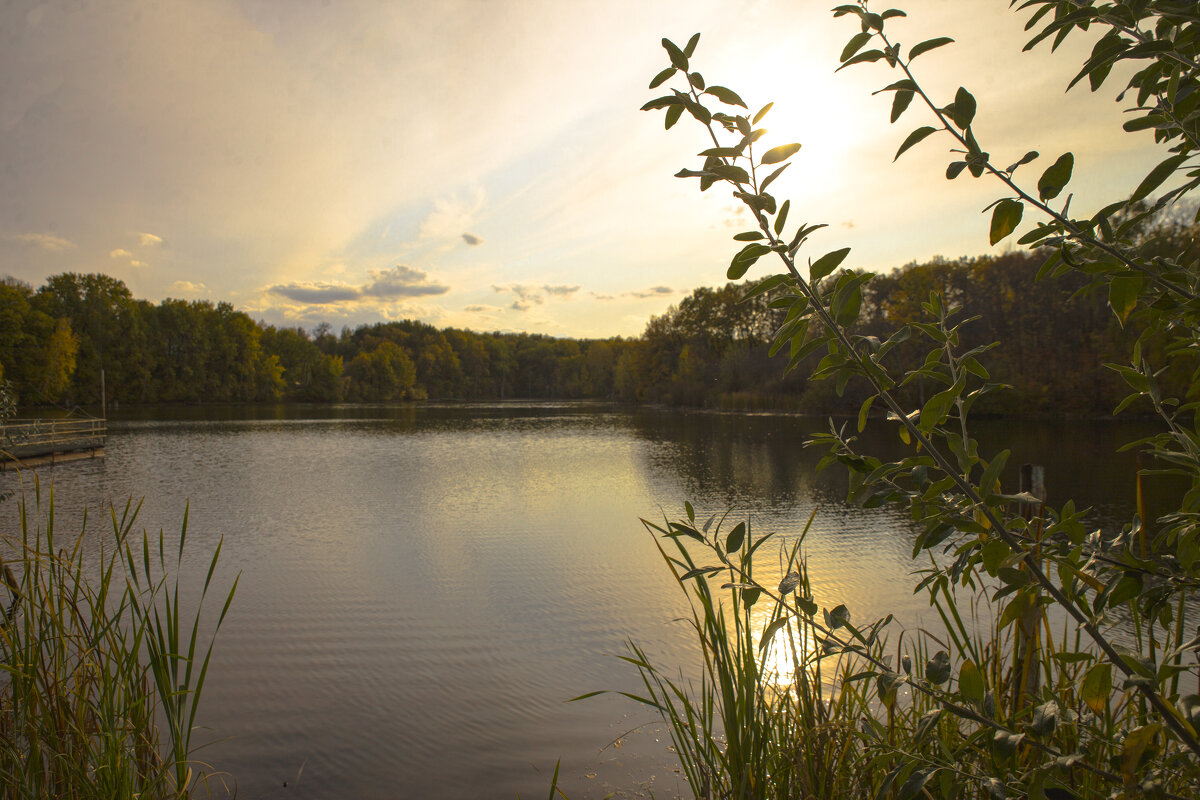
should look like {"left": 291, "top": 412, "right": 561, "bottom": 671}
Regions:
{"left": 998, "top": 586, "right": 1035, "bottom": 630}
{"left": 919, "top": 381, "right": 960, "bottom": 431}
{"left": 982, "top": 538, "right": 1009, "bottom": 576}
{"left": 664, "top": 104, "right": 683, "bottom": 129}
{"left": 1121, "top": 724, "right": 1161, "bottom": 784}
{"left": 649, "top": 67, "right": 675, "bottom": 89}
{"left": 978, "top": 449, "right": 1009, "bottom": 498}
{"left": 752, "top": 102, "right": 773, "bottom": 125}
{"left": 891, "top": 90, "right": 914, "bottom": 122}
{"left": 1006, "top": 150, "right": 1039, "bottom": 173}
{"left": 759, "top": 616, "right": 790, "bottom": 650}
{"left": 761, "top": 143, "right": 802, "bottom": 165}
{"left": 836, "top": 49, "right": 887, "bottom": 71}
{"left": 683, "top": 32, "right": 700, "bottom": 58}
{"left": 895, "top": 126, "right": 937, "bottom": 161}
{"left": 909, "top": 37, "right": 954, "bottom": 59}
{"left": 925, "top": 650, "right": 951, "bottom": 684}
{"left": 662, "top": 38, "right": 688, "bottom": 70}
{"left": 841, "top": 32, "right": 873, "bottom": 62}
{"left": 728, "top": 243, "right": 771, "bottom": 280}
{"left": 989, "top": 199, "right": 1024, "bottom": 245}
{"left": 774, "top": 199, "right": 790, "bottom": 235}
{"left": 1131, "top": 154, "right": 1187, "bottom": 203}
{"left": 1109, "top": 274, "right": 1143, "bottom": 328}
{"left": 705, "top": 85, "right": 747, "bottom": 108}
{"left": 947, "top": 87, "right": 976, "bottom": 129}
{"left": 641, "top": 95, "right": 683, "bottom": 111}
{"left": 759, "top": 163, "right": 790, "bottom": 193}
{"left": 857, "top": 395, "right": 875, "bottom": 432}
{"left": 1037, "top": 153, "right": 1074, "bottom": 201}
{"left": 832, "top": 281, "right": 863, "bottom": 325}
{"left": 992, "top": 730, "right": 1025, "bottom": 759}
{"left": 946, "top": 161, "right": 968, "bottom": 180}
{"left": 810, "top": 247, "right": 851, "bottom": 283}
{"left": 733, "top": 231, "right": 764, "bottom": 241}
{"left": 959, "top": 659, "right": 986, "bottom": 703}
{"left": 725, "top": 521, "right": 746, "bottom": 552}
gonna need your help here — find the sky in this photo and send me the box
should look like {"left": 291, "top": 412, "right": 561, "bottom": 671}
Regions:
{"left": 0, "top": 0, "right": 1171, "bottom": 339}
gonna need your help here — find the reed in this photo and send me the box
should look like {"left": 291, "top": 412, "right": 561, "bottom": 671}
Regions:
{"left": 0, "top": 480, "right": 236, "bottom": 800}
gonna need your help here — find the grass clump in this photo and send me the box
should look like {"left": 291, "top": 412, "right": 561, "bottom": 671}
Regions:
{"left": 0, "top": 482, "right": 236, "bottom": 800}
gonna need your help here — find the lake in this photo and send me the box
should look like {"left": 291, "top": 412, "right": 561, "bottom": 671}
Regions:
{"left": 0, "top": 404, "right": 1158, "bottom": 799}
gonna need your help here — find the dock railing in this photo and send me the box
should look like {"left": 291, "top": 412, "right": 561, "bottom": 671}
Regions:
{"left": 0, "top": 417, "right": 107, "bottom": 468}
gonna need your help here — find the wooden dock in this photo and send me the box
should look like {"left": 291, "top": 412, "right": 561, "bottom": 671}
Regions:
{"left": 0, "top": 417, "right": 107, "bottom": 471}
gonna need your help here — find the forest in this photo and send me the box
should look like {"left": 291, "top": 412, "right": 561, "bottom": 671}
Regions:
{"left": 0, "top": 241, "right": 1186, "bottom": 416}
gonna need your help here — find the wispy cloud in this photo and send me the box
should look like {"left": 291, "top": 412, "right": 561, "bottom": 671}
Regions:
{"left": 138, "top": 232, "right": 164, "bottom": 246}
{"left": 419, "top": 189, "right": 485, "bottom": 241}
{"left": 3, "top": 232, "right": 76, "bottom": 251}
{"left": 109, "top": 248, "right": 132, "bottom": 259}
{"left": 542, "top": 284, "right": 579, "bottom": 297}
{"left": 464, "top": 303, "right": 503, "bottom": 313}
{"left": 627, "top": 286, "right": 672, "bottom": 299}
{"left": 172, "top": 280, "right": 206, "bottom": 294}
{"left": 462, "top": 233, "right": 483, "bottom": 246}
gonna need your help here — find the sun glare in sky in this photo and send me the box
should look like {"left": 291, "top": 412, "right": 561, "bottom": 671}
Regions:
{"left": 0, "top": 0, "right": 1171, "bottom": 339}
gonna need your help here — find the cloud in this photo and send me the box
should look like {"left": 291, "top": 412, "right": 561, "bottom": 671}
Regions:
{"left": 627, "top": 286, "right": 673, "bottom": 299}
{"left": 269, "top": 265, "right": 448, "bottom": 306}
{"left": 419, "top": 189, "right": 485, "bottom": 241}
{"left": 510, "top": 300, "right": 531, "bottom": 312}
{"left": 3, "top": 232, "right": 75, "bottom": 251}
{"left": 461, "top": 233, "right": 483, "bottom": 246}
{"left": 129, "top": 260, "right": 148, "bottom": 268}
{"left": 492, "top": 284, "right": 545, "bottom": 304}
{"left": 269, "top": 281, "right": 361, "bottom": 304}
{"left": 464, "top": 304, "right": 503, "bottom": 313}
{"left": 109, "top": 248, "right": 132, "bottom": 259}
{"left": 589, "top": 291, "right": 615, "bottom": 301}
{"left": 361, "top": 264, "right": 448, "bottom": 298}
{"left": 542, "top": 284, "right": 579, "bottom": 297}
{"left": 138, "top": 232, "right": 164, "bottom": 246}
{"left": 172, "top": 280, "right": 206, "bottom": 294}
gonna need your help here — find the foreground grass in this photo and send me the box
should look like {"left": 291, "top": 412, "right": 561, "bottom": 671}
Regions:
{"left": 0, "top": 482, "right": 236, "bottom": 800}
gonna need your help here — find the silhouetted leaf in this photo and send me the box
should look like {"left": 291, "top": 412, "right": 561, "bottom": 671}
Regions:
{"left": 1131, "top": 154, "right": 1187, "bottom": 203}
{"left": 895, "top": 126, "right": 937, "bottom": 161}
{"left": 761, "top": 143, "right": 801, "bottom": 165}
{"left": 989, "top": 199, "right": 1023, "bottom": 245}
{"left": 1037, "top": 153, "right": 1074, "bottom": 201}
{"left": 909, "top": 37, "right": 954, "bottom": 59}
{"left": 649, "top": 67, "right": 675, "bottom": 89}
{"left": 705, "top": 85, "right": 747, "bottom": 108}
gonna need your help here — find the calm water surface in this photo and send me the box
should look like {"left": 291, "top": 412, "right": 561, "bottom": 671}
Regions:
{"left": 0, "top": 404, "right": 1155, "bottom": 799}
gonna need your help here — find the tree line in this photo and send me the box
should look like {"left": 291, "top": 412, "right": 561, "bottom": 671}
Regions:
{"left": 0, "top": 244, "right": 1177, "bottom": 415}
